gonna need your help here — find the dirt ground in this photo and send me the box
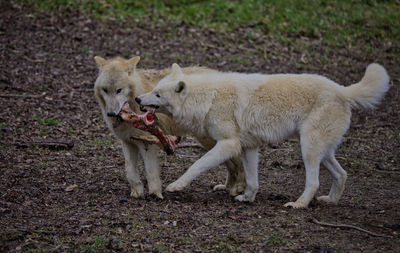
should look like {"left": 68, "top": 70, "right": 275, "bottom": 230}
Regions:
{"left": 1, "top": 2, "right": 399, "bottom": 252}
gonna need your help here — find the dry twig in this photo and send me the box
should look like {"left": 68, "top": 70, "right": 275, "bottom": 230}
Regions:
{"left": 16, "top": 139, "right": 74, "bottom": 150}
{"left": 310, "top": 218, "right": 391, "bottom": 238}
{"left": 17, "top": 228, "right": 55, "bottom": 235}
{"left": 23, "top": 56, "right": 45, "bottom": 63}
{"left": 0, "top": 93, "right": 44, "bottom": 99}
{"left": 374, "top": 170, "right": 400, "bottom": 174}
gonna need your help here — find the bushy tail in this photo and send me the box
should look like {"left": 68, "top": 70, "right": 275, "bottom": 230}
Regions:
{"left": 342, "top": 63, "right": 390, "bottom": 109}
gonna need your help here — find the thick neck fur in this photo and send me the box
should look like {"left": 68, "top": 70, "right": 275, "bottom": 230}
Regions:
{"left": 128, "top": 69, "right": 169, "bottom": 113}
{"left": 172, "top": 86, "right": 216, "bottom": 137}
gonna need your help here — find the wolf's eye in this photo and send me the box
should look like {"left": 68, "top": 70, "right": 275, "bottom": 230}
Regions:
{"left": 103, "top": 88, "right": 108, "bottom": 93}
{"left": 155, "top": 93, "right": 160, "bottom": 98}
{"left": 116, "top": 88, "right": 122, "bottom": 94}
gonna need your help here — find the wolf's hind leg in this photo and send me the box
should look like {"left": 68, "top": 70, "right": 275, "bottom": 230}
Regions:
{"left": 317, "top": 151, "right": 347, "bottom": 204}
{"left": 284, "top": 133, "right": 323, "bottom": 208}
{"left": 122, "top": 141, "right": 144, "bottom": 198}
{"left": 285, "top": 105, "right": 350, "bottom": 208}
{"left": 235, "top": 147, "right": 259, "bottom": 202}
{"left": 213, "top": 157, "right": 246, "bottom": 196}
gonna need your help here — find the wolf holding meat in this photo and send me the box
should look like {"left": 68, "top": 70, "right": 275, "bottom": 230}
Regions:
{"left": 93, "top": 56, "right": 246, "bottom": 199}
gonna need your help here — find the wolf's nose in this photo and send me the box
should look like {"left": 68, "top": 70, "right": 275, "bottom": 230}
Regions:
{"left": 135, "top": 97, "right": 142, "bottom": 104}
{"left": 107, "top": 112, "right": 117, "bottom": 117}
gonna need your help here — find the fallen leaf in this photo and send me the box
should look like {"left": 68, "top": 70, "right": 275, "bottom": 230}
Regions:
{"left": 65, "top": 184, "right": 78, "bottom": 192}
{"left": 22, "top": 200, "right": 32, "bottom": 206}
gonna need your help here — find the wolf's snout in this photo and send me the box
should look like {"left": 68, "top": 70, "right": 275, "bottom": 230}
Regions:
{"left": 107, "top": 112, "right": 117, "bottom": 117}
{"left": 135, "top": 97, "right": 142, "bottom": 104}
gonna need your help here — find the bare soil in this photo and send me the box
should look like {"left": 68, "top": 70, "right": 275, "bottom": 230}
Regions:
{"left": 1, "top": 2, "right": 399, "bottom": 252}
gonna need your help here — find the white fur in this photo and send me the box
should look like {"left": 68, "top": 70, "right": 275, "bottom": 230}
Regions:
{"left": 138, "top": 63, "right": 390, "bottom": 208}
{"left": 94, "top": 57, "right": 247, "bottom": 199}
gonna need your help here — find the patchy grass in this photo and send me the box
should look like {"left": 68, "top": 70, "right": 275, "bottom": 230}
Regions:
{"left": 155, "top": 242, "right": 169, "bottom": 253}
{"left": 32, "top": 115, "right": 61, "bottom": 137}
{"left": 231, "top": 56, "right": 253, "bottom": 66}
{"left": 19, "top": 0, "right": 399, "bottom": 47}
{"left": 68, "top": 129, "right": 79, "bottom": 136}
{"left": 43, "top": 118, "right": 60, "bottom": 126}
{"left": 92, "top": 138, "right": 112, "bottom": 146}
{"left": 82, "top": 236, "right": 109, "bottom": 252}
{"left": 33, "top": 114, "right": 61, "bottom": 126}
{"left": 266, "top": 233, "right": 290, "bottom": 247}
{"left": 214, "top": 239, "right": 241, "bottom": 253}
{"left": 38, "top": 130, "right": 49, "bottom": 137}
{"left": 179, "top": 236, "right": 193, "bottom": 245}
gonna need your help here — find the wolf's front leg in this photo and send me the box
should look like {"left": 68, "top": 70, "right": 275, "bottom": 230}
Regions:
{"left": 122, "top": 141, "right": 144, "bottom": 198}
{"left": 196, "top": 137, "right": 245, "bottom": 196}
{"left": 166, "top": 139, "right": 241, "bottom": 192}
{"left": 137, "top": 142, "right": 163, "bottom": 199}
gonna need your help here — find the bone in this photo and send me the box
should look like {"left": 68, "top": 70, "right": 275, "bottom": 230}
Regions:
{"left": 117, "top": 103, "right": 179, "bottom": 155}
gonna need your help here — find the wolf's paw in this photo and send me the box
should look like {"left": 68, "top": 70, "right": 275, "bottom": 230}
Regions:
{"left": 234, "top": 194, "right": 248, "bottom": 202}
{"left": 148, "top": 183, "right": 163, "bottom": 199}
{"left": 166, "top": 180, "right": 187, "bottom": 192}
{"left": 149, "top": 190, "right": 164, "bottom": 199}
{"left": 213, "top": 184, "right": 226, "bottom": 191}
{"left": 228, "top": 183, "right": 246, "bottom": 196}
{"left": 234, "top": 193, "right": 255, "bottom": 202}
{"left": 284, "top": 201, "right": 308, "bottom": 209}
{"left": 316, "top": 195, "right": 338, "bottom": 204}
{"left": 130, "top": 184, "right": 144, "bottom": 198}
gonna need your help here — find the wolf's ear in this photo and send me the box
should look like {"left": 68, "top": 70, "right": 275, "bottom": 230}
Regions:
{"left": 171, "top": 63, "right": 183, "bottom": 77}
{"left": 126, "top": 56, "right": 140, "bottom": 75}
{"left": 94, "top": 56, "right": 107, "bottom": 69}
{"left": 175, "top": 81, "right": 186, "bottom": 93}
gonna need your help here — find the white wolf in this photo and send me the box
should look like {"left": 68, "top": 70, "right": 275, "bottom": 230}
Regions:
{"left": 94, "top": 56, "right": 246, "bottom": 199}
{"left": 137, "top": 63, "right": 389, "bottom": 208}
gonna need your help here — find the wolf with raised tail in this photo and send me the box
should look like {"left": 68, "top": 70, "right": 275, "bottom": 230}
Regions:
{"left": 137, "top": 63, "right": 389, "bottom": 208}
